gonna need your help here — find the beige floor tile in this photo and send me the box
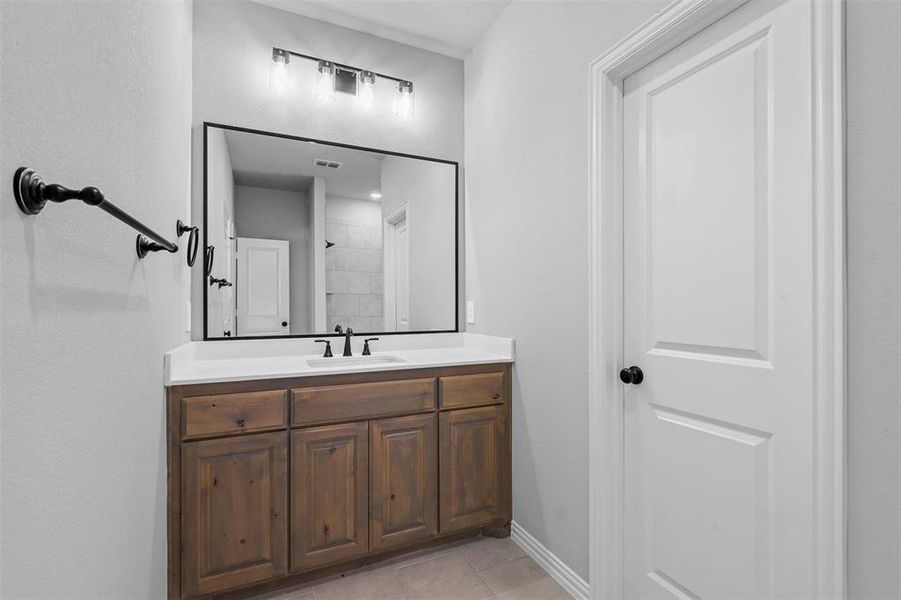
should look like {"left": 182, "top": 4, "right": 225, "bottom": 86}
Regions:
{"left": 313, "top": 566, "right": 407, "bottom": 600}
{"left": 496, "top": 576, "right": 570, "bottom": 600}
{"left": 386, "top": 543, "right": 464, "bottom": 570}
{"left": 478, "top": 556, "right": 570, "bottom": 600}
{"left": 396, "top": 552, "right": 494, "bottom": 600}
{"left": 459, "top": 536, "right": 527, "bottom": 572}
{"left": 249, "top": 536, "right": 564, "bottom": 600}
{"left": 253, "top": 586, "right": 317, "bottom": 600}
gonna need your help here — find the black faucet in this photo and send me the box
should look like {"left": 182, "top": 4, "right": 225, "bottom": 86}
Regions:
{"left": 314, "top": 339, "right": 333, "bottom": 357}
{"left": 334, "top": 324, "right": 354, "bottom": 357}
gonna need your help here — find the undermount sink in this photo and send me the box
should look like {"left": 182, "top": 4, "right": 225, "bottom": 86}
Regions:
{"left": 306, "top": 355, "right": 408, "bottom": 369}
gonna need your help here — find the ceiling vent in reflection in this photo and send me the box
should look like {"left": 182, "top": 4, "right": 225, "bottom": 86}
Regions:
{"left": 313, "top": 158, "right": 343, "bottom": 169}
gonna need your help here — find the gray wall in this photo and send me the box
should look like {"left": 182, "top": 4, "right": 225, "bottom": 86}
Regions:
{"left": 464, "top": 0, "right": 668, "bottom": 580}
{"left": 0, "top": 0, "right": 193, "bottom": 597}
{"left": 234, "top": 185, "right": 311, "bottom": 334}
{"left": 191, "top": 0, "right": 464, "bottom": 339}
{"left": 846, "top": 0, "right": 901, "bottom": 597}
{"left": 381, "top": 156, "right": 456, "bottom": 331}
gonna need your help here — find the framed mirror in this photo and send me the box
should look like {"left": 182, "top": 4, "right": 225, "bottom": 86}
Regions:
{"left": 203, "top": 123, "right": 458, "bottom": 339}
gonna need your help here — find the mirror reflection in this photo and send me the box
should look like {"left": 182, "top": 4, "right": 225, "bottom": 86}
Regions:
{"left": 204, "top": 125, "right": 457, "bottom": 339}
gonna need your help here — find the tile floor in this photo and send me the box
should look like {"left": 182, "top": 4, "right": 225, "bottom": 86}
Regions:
{"left": 252, "top": 536, "right": 571, "bottom": 600}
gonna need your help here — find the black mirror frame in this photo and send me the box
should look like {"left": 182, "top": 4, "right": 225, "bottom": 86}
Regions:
{"left": 202, "top": 121, "right": 460, "bottom": 341}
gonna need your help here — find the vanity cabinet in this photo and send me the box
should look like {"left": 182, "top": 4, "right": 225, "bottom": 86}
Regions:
{"left": 439, "top": 405, "right": 506, "bottom": 533}
{"left": 168, "top": 364, "right": 511, "bottom": 599}
{"left": 370, "top": 413, "right": 437, "bottom": 550}
{"left": 291, "top": 422, "right": 369, "bottom": 571}
{"left": 180, "top": 432, "right": 288, "bottom": 597}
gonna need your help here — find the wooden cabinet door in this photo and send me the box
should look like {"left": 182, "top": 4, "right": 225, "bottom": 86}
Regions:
{"left": 181, "top": 432, "right": 288, "bottom": 597}
{"left": 439, "top": 405, "right": 506, "bottom": 533}
{"left": 291, "top": 422, "right": 368, "bottom": 571}
{"left": 370, "top": 414, "right": 437, "bottom": 550}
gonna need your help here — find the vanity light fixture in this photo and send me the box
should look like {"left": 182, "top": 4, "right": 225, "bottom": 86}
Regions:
{"left": 369, "top": 191, "right": 382, "bottom": 200}
{"left": 315, "top": 60, "right": 336, "bottom": 103}
{"left": 357, "top": 70, "right": 375, "bottom": 111}
{"left": 270, "top": 48, "right": 291, "bottom": 93}
{"left": 270, "top": 47, "right": 414, "bottom": 120}
{"left": 396, "top": 81, "right": 415, "bottom": 121}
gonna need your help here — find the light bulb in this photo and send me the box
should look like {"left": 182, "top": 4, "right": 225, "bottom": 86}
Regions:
{"left": 316, "top": 60, "right": 336, "bottom": 103}
{"left": 270, "top": 49, "right": 291, "bottom": 93}
{"left": 396, "top": 81, "right": 414, "bottom": 121}
{"left": 357, "top": 70, "right": 375, "bottom": 111}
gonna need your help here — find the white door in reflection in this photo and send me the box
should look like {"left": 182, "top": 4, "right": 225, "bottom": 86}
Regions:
{"left": 384, "top": 205, "right": 410, "bottom": 331}
{"left": 236, "top": 237, "right": 290, "bottom": 337}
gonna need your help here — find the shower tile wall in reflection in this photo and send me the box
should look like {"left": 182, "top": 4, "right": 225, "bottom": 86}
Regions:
{"left": 326, "top": 207, "right": 384, "bottom": 332}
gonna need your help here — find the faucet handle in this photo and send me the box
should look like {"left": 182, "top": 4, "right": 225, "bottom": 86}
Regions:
{"left": 362, "top": 338, "right": 379, "bottom": 356}
{"left": 314, "top": 339, "right": 333, "bottom": 358}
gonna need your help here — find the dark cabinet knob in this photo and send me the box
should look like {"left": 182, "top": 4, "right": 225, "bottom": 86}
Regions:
{"left": 619, "top": 366, "right": 644, "bottom": 385}
{"left": 281, "top": 321, "right": 288, "bottom": 327}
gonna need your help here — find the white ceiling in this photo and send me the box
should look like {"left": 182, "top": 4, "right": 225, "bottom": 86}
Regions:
{"left": 251, "top": 0, "right": 510, "bottom": 59}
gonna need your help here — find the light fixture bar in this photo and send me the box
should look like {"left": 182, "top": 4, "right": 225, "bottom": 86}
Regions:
{"left": 274, "top": 47, "right": 409, "bottom": 85}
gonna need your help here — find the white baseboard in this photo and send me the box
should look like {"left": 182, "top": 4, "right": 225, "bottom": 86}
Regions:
{"left": 510, "top": 521, "right": 590, "bottom": 600}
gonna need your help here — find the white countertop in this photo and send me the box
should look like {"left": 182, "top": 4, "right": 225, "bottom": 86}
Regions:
{"left": 165, "top": 333, "right": 514, "bottom": 385}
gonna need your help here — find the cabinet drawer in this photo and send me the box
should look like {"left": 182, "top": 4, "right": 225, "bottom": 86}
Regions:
{"left": 183, "top": 390, "right": 287, "bottom": 439}
{"left": 291, "top": 378, "right": 435, "bottom": 427}
{"left": 439, "top": 372, "right": 505, "bottom": 409}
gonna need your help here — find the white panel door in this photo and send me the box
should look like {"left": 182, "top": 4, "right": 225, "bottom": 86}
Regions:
{"left": 623, "top": 1, "right": 814, "bottom": 598}
{"left": 384, "top": 208, "right": 410, "bottom": 332}
{"left": 236, "top": 237, "right": 290, "bottom": 336}
{"left": 394, "top": 217, "right": 410, "bottom": 331}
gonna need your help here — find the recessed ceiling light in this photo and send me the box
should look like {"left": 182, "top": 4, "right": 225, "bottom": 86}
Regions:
{"left": 369, "top": 192, "right": 383, "bottom": 200}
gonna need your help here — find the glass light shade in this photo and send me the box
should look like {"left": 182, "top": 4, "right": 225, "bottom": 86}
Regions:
{"left": 316, "top": 61, "right": 336, "bottom": 103}
{"left": 270, "top": 52, "right": 291, "bottom": 93}
{"left": 357, "top": 71, "right": 375, "bottom": 110}
{"left": 396, "top": 81, "right": 414, "bottom": 121}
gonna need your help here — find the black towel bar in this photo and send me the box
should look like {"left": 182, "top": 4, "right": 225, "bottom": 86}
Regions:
{"left": 14, "top": 167, "right": 179, "bottom": 259}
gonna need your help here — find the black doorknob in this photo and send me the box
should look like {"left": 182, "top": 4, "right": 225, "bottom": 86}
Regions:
{"left": 619, "top": 366, "right": 644, "bottom": 385}
{"left": 281, "top": 321, "right": 288, "bottom": 327}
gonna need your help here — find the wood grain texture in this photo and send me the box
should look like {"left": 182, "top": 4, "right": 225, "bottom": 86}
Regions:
{"left": 181, "top": 432, "right": 288, "bottom": 597}
{"left": 182, "top": 390, "right": 286, "bottom": 440}
{"left": 291, "top": 378, "right": 435, "bottom": 427}
{"left": 439, "top": 405, "right": 506, "bottom": 533}
{"left": 439, "top": 371, "right": 505, "bottom": 409}
{"left": 370, "top": 413, "right": 437, "bottom": 551}
{"left": 291, "top": 422, "right": 369, "bottom": 571}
